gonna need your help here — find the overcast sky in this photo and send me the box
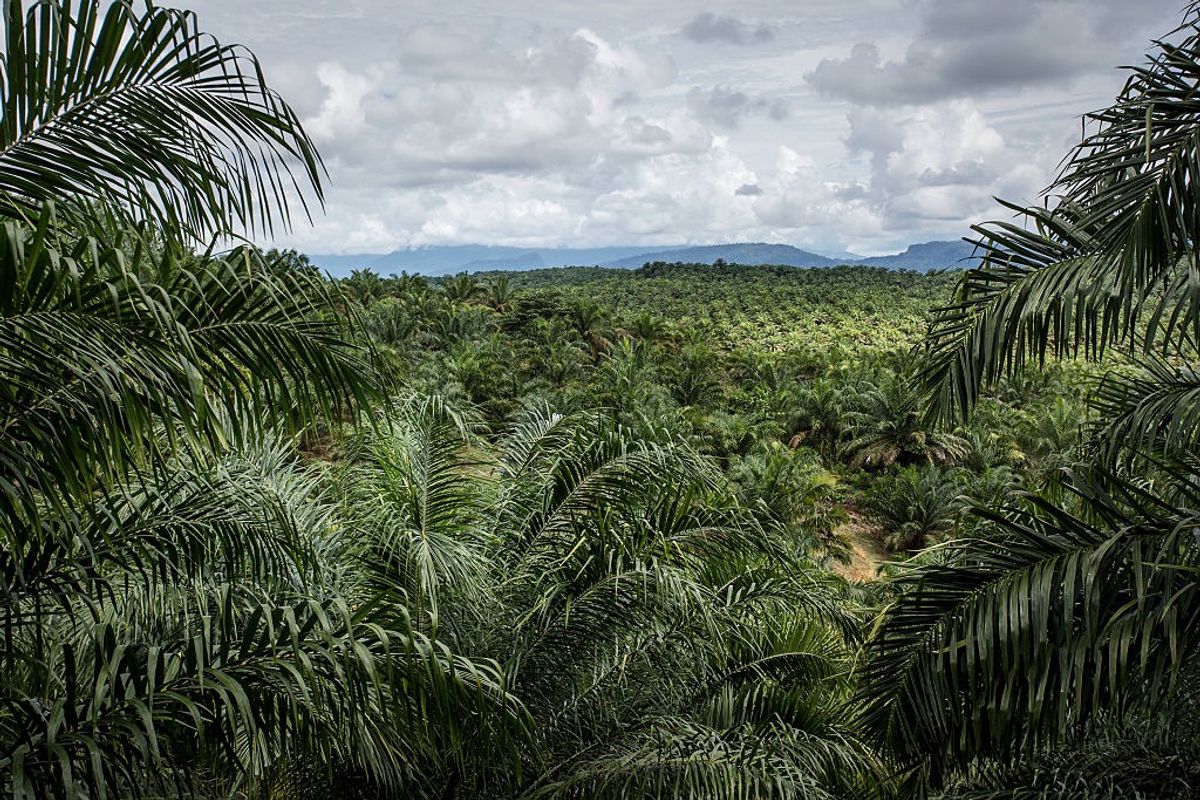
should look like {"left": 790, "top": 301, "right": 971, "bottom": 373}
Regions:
{"left": 190, "top": 0, "right": 1186, "bottom": 256}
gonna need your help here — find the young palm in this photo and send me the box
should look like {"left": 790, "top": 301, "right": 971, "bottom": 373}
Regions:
{"left": 841, "top": 379, "right": 970, "bottom": 470}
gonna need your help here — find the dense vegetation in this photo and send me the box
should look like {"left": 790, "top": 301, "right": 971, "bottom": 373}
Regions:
{"left": 4, "top": 0, "right": 1200, "bottom": 798}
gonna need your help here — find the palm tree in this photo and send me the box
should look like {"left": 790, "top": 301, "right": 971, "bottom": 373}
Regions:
{"left": 336, "top": 401, "right": 885, "bottom": 798}
{"left": 669, "top": 344, "right": 724, "bottom": 407}
{"left": 841, "top": 378, "right": 970, "bottom": 470}
{"left": 0, "top": 2, "right": 516, "bottom": 796}
{"left": 345, "top": 268, "right": 389, "bottom": 305}
{"left": 862, "top": 6, "right": 1200, "bottom": 792}
{"left": 569, "top": 299, "right": 614, "bottom": 358}
{"left": 916, "top": 7, "right": 1200, "bottom": 460}
{"left": 787, "top": 375, "right": 852, "bottom": 460}
{"left": 486, "top": 273, "right": 518, "bottom": 312}
{"left": 727, "top": 442, "right": 846, "bottom": 551}
{"left": 443, "top": 272, "right": 487, "bottom": 305}
{"left": 865, "top": 465, "right": 965, "bottom": 552}
{"left": 625, "top": 310, "right": 671, "bottom": 342}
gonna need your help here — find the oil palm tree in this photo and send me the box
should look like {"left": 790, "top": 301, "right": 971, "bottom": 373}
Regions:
{"left": 865, "top": 464, "right": 965, "bottom": 552}
{"left": 569, "top": 299, "right": 615, "bottom": 359}
{"left": 863, "top": 5, "right": 1200, "bottom": 792}
{"left": 787, "top": 375, "right": 853, "bottom": 460}
{"left": 443, "top": 272, "right": 487, "bottom": 305}
{"left": 0, "top": 2, "right": 518, "bottom": 796}
{"left": 486, "top": 273, "right": 518, "bottom": 312}
{"left": 337, "top": 401, "right": 884, "bottom": 798}
{"left": 841, "top": 378, "right": 970, "bottom": 470}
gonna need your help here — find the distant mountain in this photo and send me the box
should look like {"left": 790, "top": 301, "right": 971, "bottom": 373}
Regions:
{"left": 855, "top": 240, "right": 978, "bottom": 270}
{"left": 462, "top": 252, "right": 545, "bottom": 271}
{"left": 305, "top": 253, "right": 386, "bottom": 275}
{"left": 601, "top": 243, "right": 836, "bottom": 269}
{"left": 354, "top": 245, "right": 543, "bottom": 275}
{"left": 600, "top": 240, "right": 976, "bottom": 271}
{"left": 307, "top": 245, "right": 678, "bottom": 277}
{"left": 305, "top": 239, "right": 975, "bottom": 277}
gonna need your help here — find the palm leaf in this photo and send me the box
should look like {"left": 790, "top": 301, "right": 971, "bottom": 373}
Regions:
{"left": 917, "top": 8, "right": 1200, "bottom": 424}
{"left": 0, "top": 211, "right": 376, "bottom": 527}
{"left": 1089, "top": 358, "right": 1200, "bottom": 464}
{"left": 859, "top": 464, "right": 1200, "bottom": 784}
{"left": 0, "top": 0, "right": 323, "bottom": 238}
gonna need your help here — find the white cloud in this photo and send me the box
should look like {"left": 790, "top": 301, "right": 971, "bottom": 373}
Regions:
{"left": 730, "top": 102, "right": 1049, "bottom": 253}
{"left": 306, "top": 62, "right": 381, "bottom": 141}
{"left": 176, "top": 0, "right": 1190, "bottom": 255}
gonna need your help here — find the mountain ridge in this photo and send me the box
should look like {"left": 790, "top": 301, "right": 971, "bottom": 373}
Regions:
{"left": 305, "top": 239, "right": 978, "bottom": 276}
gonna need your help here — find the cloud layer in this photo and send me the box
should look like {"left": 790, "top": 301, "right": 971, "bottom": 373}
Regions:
{"left": 807, "top": 0, "right": 1179, "bottom": 106}
{"left": 186, "top": 0, "right": 1186, "bottom": 255}
{"left": 680, "top": 13, "right": 775, "bottom": 45}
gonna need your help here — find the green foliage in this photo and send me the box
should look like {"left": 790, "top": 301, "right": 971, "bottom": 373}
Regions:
{"left": 0, "top": 0, "right": 322, "bottom": 237}
{"left": 0, "top": 212, "right": 526, "bottom": 796}
{"left": 861, "top": 6, "right": 1200, "bottom": 794}
{"left": 728, "top": 442, "right": 846, "bottom": 550}
{"left": 865, "top": 465, "right": 965, "bottom": 552}
{"left": 842, "top": 378, "right": 971, "bottom": 470}
{"left": 323, "top": 403, "right": 879, "bottom": 797}
{"left": 15, "top": 0, "right": 1197, "bottom": 795}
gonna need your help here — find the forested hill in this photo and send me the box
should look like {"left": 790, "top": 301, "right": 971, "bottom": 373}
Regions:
{"left": 307, "top": 238, "right": 977, "bottom": 276}
{"left": 856, "top": 239, "right": 978, "bottom": 269}
{"left": 599, "top": 242, "right": 837, "bottom": 268}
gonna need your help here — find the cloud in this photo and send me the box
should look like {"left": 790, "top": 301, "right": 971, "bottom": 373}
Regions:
{"left": 843, "top": 100, "right": 1044, "bottom": 228}
{"left": 180, "top": 0, "right": 1187, "bottom": 256}
{"left": 680, "top": 13, "right": 775, "bottom": 45}
{"left": 275, "top": 23, "right": 781, "bottom": 252}
{"left": 686, "top": 86, "right": 789, "bottom": 128}
{"left": 305, "top": 62, "right": 381, "bottom": 141}
{"left": 807, "top": 0, "right": 1180, "bottom": 106}
{"left": 711, "top": 100, "right": 1051, "bottom": 255}
{"left": 301, "top": 26, "right": 694, "bottom": 191}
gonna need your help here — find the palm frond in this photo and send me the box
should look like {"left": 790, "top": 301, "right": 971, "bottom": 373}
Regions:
{"left": 529, "top": 717, "right": 878, "bottom": 800}
{"left": 339, "top": 398, "right": 493, "bottom": 634}
{"left": 0, "top": 0, "right": 323, "bottom": 237}
{"left": 918, "top": 8, "right": 1200, "bottom": 423}
{"left": 0, "top": 211, "right": 376, "bottom": 526}
{"left": 4, "top": 584, "right": 521, "bottom": 799}
{"left": 859, "top": 464, "right": 1200, "bottom": 783}
{"left": 1090, "top": 358, "right": 1200, "bottom": 464}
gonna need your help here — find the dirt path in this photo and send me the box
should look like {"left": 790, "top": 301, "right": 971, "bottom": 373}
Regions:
{"left": 831, "top": 507, "right": 889, "bottom": 582}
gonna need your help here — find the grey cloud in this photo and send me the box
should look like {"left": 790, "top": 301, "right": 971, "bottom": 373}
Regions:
{"left": 687, "top": 86, "right": 789, "bottom": 128}
{"left": 182, "top": 0, "right": 1186, "bottom": 256}
{"left": 808, "top": 39, "right": 1090, "bottom": 107}
{"left": 807, "top": 0, "right": 1181, "bottom": 107}
{"left": 623, "top": 117, "right": 673, "bottom": 145}
{"left": 680, "top": 13, "right": 774, "bottom": 45}
{"left": 914, "top": 162, "right": 996, "bottom": 188}
{"left": 833, "top": 184, "right": 868, "bottom": 200}
{"left": 611, "top": 90, "right": 641, "bottom": 108}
